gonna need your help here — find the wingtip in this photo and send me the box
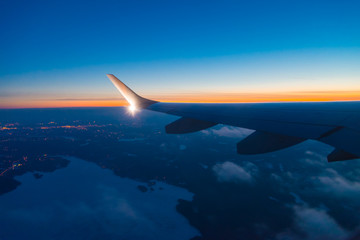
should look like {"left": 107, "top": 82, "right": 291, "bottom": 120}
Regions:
{"left": 106, "top": 74, "right": 157, "bottom": 109}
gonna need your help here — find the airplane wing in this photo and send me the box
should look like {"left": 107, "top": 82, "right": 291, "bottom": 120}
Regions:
{"left": 107, "top": 74, "right": 360, "bottom": 162}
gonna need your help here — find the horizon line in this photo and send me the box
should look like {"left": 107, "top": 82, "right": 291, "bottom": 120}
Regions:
{"left": 2, "top": 99, "right": 360, "bottom": 110}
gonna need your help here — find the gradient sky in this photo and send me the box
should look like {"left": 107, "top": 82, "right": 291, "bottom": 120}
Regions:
{"left": 1, "top": 0, "right": 360, "bottom": 108}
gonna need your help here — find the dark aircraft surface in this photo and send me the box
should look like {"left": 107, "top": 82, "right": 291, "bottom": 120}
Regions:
{"left": 107, "top": 74, "right": 360, "bottom": 163}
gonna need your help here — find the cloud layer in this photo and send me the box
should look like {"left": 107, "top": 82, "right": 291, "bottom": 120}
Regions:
{"left": 213, "top": 161, "right": 257, "bottom": 183}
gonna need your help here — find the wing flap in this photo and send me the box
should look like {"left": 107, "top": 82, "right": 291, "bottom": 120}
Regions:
{"left": 318, "top": 127, "right": 360, "bottom": 157}
{"left": 237, "top": 131, "right": 305, "bottom": 154}
{"left": 327, "top": 149, "right": 359, "bottom": 162}
{"left": 165, "top": 117, "right": 217, "bottom": 134}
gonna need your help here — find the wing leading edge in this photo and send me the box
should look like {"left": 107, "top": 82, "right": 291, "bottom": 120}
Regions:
{"left": 107, "top": 74, "right": 360, "bottom": 162}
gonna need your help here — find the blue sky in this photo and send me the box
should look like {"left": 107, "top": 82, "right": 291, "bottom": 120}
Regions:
{"left": 1, "top": 0, "right": 360, "bottom": 107}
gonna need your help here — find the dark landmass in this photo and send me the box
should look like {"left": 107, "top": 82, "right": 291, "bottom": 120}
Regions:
{"left": 33, "top": 173, "right": 43, "bottom": 179}
{"left": 0, "top": 177, "right": 21, "bottom": 195}
{"left": 137, "top": 185, "right": 148, "bottom": 192}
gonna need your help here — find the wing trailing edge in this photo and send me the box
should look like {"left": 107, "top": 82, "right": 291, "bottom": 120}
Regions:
{"left": 237, "top": 131, "right": 305, "bottom": 154}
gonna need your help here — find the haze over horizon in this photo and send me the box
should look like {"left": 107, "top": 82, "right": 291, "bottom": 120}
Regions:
{"left": 1, "top": 0, "right": 359, "bottom": 108}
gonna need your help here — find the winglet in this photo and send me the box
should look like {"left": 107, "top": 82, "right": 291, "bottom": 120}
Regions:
{"left": 107, "top": 74, "right": 157, "bottom": 109}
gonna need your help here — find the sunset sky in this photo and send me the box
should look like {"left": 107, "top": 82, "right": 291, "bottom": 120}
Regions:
{"left": 1, "top": 0, "right": 359, "bottom": 109}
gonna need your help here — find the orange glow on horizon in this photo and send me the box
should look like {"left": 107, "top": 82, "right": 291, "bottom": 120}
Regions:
{"left": 1, "top": 90, "right": 360, "bottom": 109}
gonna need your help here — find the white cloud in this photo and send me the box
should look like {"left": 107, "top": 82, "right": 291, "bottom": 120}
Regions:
{"left": 303, "top": 150, "right": 327, "bottom": 166}
{"left": 293, "top": 205, "right": 348, "bottom": 240}
{"left": 202, "top": 125, "right": 254, "bottom": 138}
{"left": 212, "top": 161, "right": 257, "bottom": 183}
{"left": 276, "top": 205, "right": 349, "bottom": 240}
{"left": 289, "top": 192, "right": 306, "bottom": 205}
{"left": 315, "top": 169, "right": 360, "bottom": 198}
